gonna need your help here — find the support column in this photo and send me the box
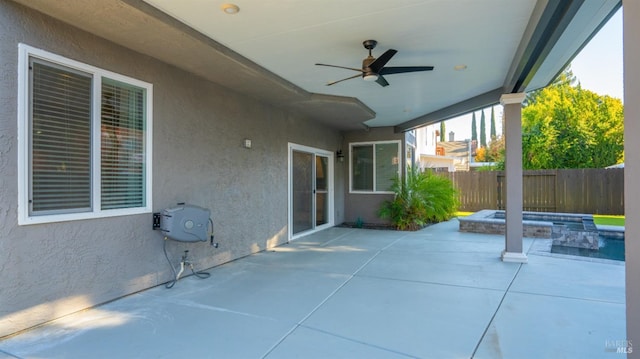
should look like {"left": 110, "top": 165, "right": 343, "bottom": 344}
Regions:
{"left": 500, "top": 93, "right": 527, "bottom": 263}
{"left": 623, "top": 1, "right": 639, "bottom": 356}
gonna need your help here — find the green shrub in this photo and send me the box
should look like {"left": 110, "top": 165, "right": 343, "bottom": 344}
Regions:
{"left": 378, "top": 168, "right": 459, "bottom": 231}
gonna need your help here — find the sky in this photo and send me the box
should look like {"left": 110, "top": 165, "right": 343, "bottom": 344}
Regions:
{"left": 444, "top": 9, "right": 623, "bottom": 142}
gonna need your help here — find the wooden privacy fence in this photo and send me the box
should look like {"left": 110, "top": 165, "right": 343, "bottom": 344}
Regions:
{"left": 442, "top": 168, "right": 624, "bottom": 215}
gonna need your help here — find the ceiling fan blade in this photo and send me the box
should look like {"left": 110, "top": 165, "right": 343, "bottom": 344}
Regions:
{"left": 379, "top": 66, "right": 434, "bottom": 75}
{"left": 316, "top": 63, "right": 365, "bottom": 73}
{"left": 375, "top": 75, "right": 390, "bottom": 87}
{"left": 326, "top": 74, "right": 362, "bottom": 86}
{"left": 369, "top": 49, "right": 398, "bottom": 73}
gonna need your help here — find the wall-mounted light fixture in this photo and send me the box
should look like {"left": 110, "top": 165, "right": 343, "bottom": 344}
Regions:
{"left": 336, "top": 150, "right": 345, "bottom": 162}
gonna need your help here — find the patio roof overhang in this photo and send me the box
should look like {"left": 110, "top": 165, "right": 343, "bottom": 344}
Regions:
{"left": 10, "top": 0, "right": 620, "bottom": 131}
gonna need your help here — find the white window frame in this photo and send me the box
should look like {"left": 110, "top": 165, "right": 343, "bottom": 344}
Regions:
{"left": 17, "top": 44, "right": 153, "bottom": 225}
{"left": 349, "top": 140, "right": 401, "bottom": 194}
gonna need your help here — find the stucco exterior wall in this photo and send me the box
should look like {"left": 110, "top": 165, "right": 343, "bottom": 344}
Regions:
{"left": 342, "top": 127, "right": 406, "bottom": 224}
{"left": 0, "top": 2, "right": 342, "bottom": 337}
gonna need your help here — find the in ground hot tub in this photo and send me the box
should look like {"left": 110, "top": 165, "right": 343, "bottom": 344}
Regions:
{"left": 459, "top": 210, "right": 599, "bottom": 249}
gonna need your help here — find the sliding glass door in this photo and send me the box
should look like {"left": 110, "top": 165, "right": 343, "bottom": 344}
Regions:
{"left": 289, "top": 144, "right": 333, "bottom": 239}
{"left": 292, "top": 150, "right": 313, "bottom": 234}
{"left": 315, "top": 155, "right": 329, "bottom": 227}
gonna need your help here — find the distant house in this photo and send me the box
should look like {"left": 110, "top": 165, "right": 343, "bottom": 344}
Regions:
{"left": 415, "top": 124, "right": 470, "bottom": 171}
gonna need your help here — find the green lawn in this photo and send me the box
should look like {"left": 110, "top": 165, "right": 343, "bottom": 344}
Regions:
{"left": 456, "top": 212, "right": 624, "bottom": 226}
{"left": 593, "top": 215, "right": 625, "bottom": 226}
{"left": 456, "top": 211, "right": 474, "bottom": 217}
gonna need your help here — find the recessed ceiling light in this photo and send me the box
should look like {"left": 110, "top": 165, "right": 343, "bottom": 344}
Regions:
{"left": 221, "top": 3, "right": 240, "bottom": 14}
{"left": 454, "top": 65, "right": 467, "bottom": 71}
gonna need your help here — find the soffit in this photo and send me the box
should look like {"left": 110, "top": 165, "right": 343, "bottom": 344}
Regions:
{"left": 10, "top": 0, "right": 621, "bottom": 131}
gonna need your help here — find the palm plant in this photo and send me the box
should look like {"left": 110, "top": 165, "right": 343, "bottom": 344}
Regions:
{"left": 378, "top": 167, "right": 459, "bottom": 230}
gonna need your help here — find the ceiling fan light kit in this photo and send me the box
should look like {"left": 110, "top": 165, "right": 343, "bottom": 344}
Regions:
{"left": 316, "top": 39, "right": 434, "bottom": 87}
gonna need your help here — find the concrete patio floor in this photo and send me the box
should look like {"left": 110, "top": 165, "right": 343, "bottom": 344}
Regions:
{"left": 0, "top": 219, "right": 627, "bottom": 358}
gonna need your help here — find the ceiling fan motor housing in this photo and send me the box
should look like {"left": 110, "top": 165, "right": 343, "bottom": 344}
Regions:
{"left": 362, "top": 56, "right": 378, "bottom": 80}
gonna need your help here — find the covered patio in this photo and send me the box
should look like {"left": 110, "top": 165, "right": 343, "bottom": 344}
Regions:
{"left": 0, "top": 220, "right": 626, "bottom": 358}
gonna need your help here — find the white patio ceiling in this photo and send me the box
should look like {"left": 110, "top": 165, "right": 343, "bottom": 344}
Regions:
{"left": 13, "top": 0, "right": 621, "bottom": 131}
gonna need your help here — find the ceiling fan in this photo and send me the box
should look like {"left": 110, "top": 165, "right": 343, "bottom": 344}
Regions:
{"left": 316, "top": 40, "right": 434, "bottom": 87}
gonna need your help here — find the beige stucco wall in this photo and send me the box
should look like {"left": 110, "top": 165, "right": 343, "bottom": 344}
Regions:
{"left": 0, "top": 2, "right": 343, "bottom": 337}
{"left": 342, "top": 127, "right": 406, "bottom": 224}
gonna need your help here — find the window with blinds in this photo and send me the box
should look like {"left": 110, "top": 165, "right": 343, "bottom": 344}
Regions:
{"left": 350, "top": 141, "right": 400, "bottom": 193}
{"left": 101, "top": 79, "right": 145, "bottom": 210}
{"left": 351, "top": 145, "right": 373, "bottom": 191}
{"left": 19, "top": 44, "right": 152, "bottom": 224}
{"left": 30, "top": 60, "right": 93, "bottom": 214}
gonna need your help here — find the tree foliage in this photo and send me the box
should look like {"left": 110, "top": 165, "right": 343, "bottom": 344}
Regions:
{"left": 474, "top": 132, "right": 505, "bottom": 167}
{"left": 475, "top": 146, "right": 487, "bottom": 162}
{"left": 490, "top": 106, "right": 497, "bottom": 140}
{"left": 480, "top": 109, "right": 487, "bottom": 147}
{"left": 522, "top": 68, "right": 624, "bottom": 169}
{"left": 471, "top": 112, "right": 477, "bottom": 142}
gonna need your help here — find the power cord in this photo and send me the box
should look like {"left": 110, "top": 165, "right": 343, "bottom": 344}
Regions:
{"left": 163, "top": 239, "right": 178, "bottom": 289}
